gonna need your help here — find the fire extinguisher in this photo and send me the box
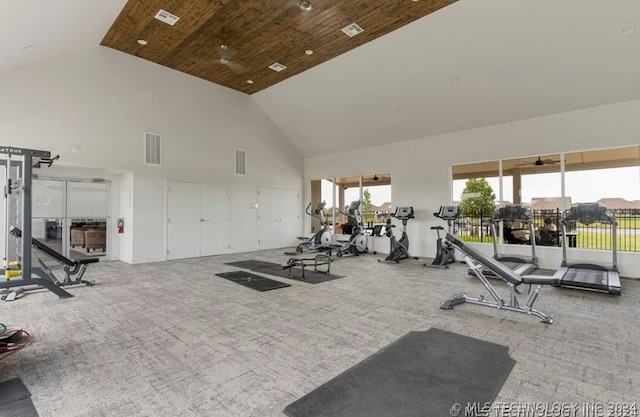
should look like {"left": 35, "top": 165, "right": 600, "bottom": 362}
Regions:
{"left": 117, "top": 218, "right": 124, "bottom": 234}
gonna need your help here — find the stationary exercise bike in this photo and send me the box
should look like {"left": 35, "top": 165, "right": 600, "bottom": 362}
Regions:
{"left": 426, "top": 206, "right": 460, "bottom": 268}
{"left": 291, "top": 201, "right": 334, "bottom": 254}
{"left": 336, "top": 200, "right": 368, "bottom": 257}
{"left": 379, "top": 206, "right": 417, "bottom": 263}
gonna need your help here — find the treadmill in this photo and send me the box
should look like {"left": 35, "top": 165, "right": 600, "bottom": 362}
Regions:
{"left": 472, "top": 205, "right": 537, "bottom": 277}
{"left": 553, "top": 203, "right": 621, "bottom": 295}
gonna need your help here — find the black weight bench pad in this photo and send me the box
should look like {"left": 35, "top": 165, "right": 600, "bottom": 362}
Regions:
{"left": 521, "top": 275, "right": 559, "bottom": 285}
{"left": 9, "top": 226, "right": 99, "bottom": 267}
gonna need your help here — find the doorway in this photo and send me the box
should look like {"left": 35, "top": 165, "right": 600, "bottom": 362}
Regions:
{"left": 166, "top": 181, "right": 230, "bottom": 260}
{"left": 31, "top": 179, "right": 110, "bottom": 261}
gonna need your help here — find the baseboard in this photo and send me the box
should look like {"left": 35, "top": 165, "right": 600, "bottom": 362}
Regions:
{"left": 131, "top": 256, "right": 167, "bottom": 264}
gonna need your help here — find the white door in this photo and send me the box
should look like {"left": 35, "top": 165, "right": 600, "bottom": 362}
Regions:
{"left": 200, "top": 184, "right": 230, "bottom": 256}
{"left": 258, "top": 188, "right": 281, "bottom": 249}
{"left": 280, "top": 189, "right": 300, "bottom": 248}
{"left": 167, "top": 181, "right": 200, "bottom": 260}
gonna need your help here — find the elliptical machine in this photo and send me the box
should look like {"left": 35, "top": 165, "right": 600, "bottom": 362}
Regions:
{"left": 290, "top": 201, "right": 334, "bottom": 254}
{"left": 379, "top": 206, "right": 417, "bottom": 263}
{"left": 426, "top": 206, "right": 460, "bottom": 268}
{"left": 337, "top": 200, "right": 368, "bottom": 257}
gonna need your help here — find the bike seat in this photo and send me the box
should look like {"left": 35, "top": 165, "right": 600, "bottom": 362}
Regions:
{"left": 431, "top": 226, "right": 444, "bottom": 230}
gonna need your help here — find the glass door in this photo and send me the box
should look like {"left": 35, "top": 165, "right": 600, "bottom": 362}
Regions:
{"left": 32, "top": 179, "right": 65, "bottom": 263}
{"left": 68, "top": 182, "right": 109, "bottom": 260}
{"left": 32, "top": 179, "right": 109, "bottom": 262}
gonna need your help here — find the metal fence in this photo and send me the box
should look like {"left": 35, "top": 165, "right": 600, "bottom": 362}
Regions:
{"left": 453, "top": 208, "right": 640, "bottom": 252}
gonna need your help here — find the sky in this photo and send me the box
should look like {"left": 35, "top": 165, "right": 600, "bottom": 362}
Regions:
{"left": 453, "top": 166, "right": 640, "bottom": 203}
{"left": 321, "top": 180, "right": 390, "bottom": 207}
{"left": 320, "top": 166, "right": 640, "bottom": 209}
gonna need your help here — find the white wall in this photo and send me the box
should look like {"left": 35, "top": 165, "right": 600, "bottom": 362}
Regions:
{"left": 118, "top": 172, "right": 134, "bottom": 264}
{"left": 305, "top": 99, "right": 640, "bottom": 278}
{"left": 0, "top": 46, "right": 304, "bottom": 263}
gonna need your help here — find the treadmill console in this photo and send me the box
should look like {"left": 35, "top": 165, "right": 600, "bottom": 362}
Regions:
{"left": 564, "top": 203, "right": 614, "bottom": 225}
{"left": 493, "top": 205, "right": 530, "bottom": 222}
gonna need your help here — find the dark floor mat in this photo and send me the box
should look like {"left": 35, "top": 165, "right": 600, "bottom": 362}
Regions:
{"left": 215, "top": 271, "right": 290, "bottom": 291}
{"left": 0, "top": 378, "right": 31, "bottom": 407}
{"left": 0, "top": 398, "right": 39, "bottom": 417}
{"left": 0, "top": 379, "right": 38, "bottom": 417}
{"left": 224, "top": 260, "right": 282, "bottom": 270}
{"left": 283, "top": 327, "right": 516, "bottom": 417}
{"left": 257, "top": 266, "right": 344, "bottom": 284}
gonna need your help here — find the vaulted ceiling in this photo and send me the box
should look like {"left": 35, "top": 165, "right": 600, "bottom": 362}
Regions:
{"left": 101, "top": 0, "right": 458, "bottom": 94}
{"left": 3, "top": 0, "right": 640, "bottom": 159}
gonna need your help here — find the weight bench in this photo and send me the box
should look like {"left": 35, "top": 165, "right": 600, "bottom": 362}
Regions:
{"left": 283, "top": 254, "right": 333, "bottom": 280}
{"left": 8, "top": 226, "right": 99, "bottom": 287}
{"left": 441, "top": 233, "right": 556, "bottom": 323}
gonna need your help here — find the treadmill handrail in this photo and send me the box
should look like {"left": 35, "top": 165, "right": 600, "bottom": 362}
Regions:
{"left": 490, "top": 218, "right": 537, "bottom": 266}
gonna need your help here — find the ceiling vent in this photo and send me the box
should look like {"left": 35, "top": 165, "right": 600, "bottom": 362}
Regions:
{"left": 144, "top": 132, "right": 162, "bottom": 166}
{"left": 154, "top": 9, "right": 180, "bottom": 26}
{"left": 268, "top": 62, "right": 287, "bottom": 72}
{"left": 341, "top": 23, "right": 364, "bottom": 37}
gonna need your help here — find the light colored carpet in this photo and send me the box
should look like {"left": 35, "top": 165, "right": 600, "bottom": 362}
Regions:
{"left": 1, "top": 250, "right": 639, "bottom": 416}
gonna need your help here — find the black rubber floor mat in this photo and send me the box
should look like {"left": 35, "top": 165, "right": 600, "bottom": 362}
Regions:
{"left": 0, "top": 379, "right": 38, "bottom": 417}
{"left": 0, "top": 378, "right": 31, "bottom": 407}
{"left": 257, "top": 266, "right": 344, "bottom": 284}
{"left": 284, "top": 328, "right": 516, "bottom": 417}
{"left": 224, "top": 260, "right": 282, "bottom": 270}
{"left": 0, "top": 398, "right": 39, "bottom": 417}
{"left": 215, "top": 271, "right": 290, "bottom": 291}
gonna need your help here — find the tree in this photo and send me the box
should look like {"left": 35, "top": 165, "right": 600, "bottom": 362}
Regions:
{"left": 361, "top": 189, "right": 374, "bottom": 223}
{"left": 458, "top": 178, "right": 496, "bottom": 216}
{"left": 362, "top": 189, "right": 372, "bottom": 212}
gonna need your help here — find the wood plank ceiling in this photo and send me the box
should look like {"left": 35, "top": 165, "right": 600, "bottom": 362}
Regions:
{"left": 101, "top": 0, "right": 458, "bottom": 94}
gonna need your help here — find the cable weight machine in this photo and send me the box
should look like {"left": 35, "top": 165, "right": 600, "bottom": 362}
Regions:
{"left": 0, "top": 146, "right": 74, "bottom": 298}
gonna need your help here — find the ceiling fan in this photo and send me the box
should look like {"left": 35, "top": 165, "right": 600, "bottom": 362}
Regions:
{"left": 515, "top": 156, "right": 561, "bottom": 167}
{"left": 214, "top": 44, "right": 248, "bottom": 74}
{"left": 368, "top": 173, "right": 390, "bottom": 182}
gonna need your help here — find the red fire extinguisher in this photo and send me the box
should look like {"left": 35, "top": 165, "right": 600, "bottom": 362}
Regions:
{"left": 117, "top": 218, "right": 124, "bottom": 234}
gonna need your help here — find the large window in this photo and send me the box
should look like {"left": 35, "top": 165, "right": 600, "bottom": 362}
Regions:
{"left": 564, "top": 147, "right": 640, "bottom": 251}
{"left": 310, "top": 172, "right": 392, "bottom": 235}
{"left": 451, "top": 146, "right": 640, "bottom": 251}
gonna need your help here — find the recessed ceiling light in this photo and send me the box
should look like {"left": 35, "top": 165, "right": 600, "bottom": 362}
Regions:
{"left": 246, "top": 80, "right": 254, "bottom": 84}
{"left": 305, "top": 49, "right": 314, "bottom": 55}
{"left": 24, "top": 45, "right": 35, "bottom": 51}
{"left": 299, "top": 1, "right": 312, "bottom": 11}
{"left": 449, "top": 76, "right": 459, "bottom": 85}
{"left": 137, "top": 39, "right": 148, "bottom": 45}
{"left": 620, "top": 23, "right": 636, "bottom": 34}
